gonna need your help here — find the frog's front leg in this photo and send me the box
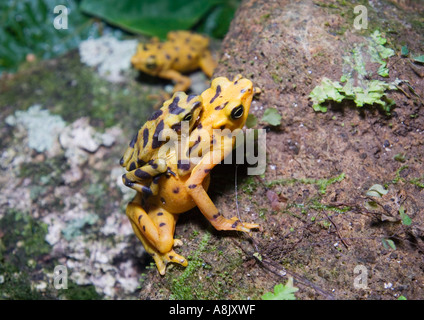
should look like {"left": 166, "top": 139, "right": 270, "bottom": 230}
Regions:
{"left": 199, "top": 51, "right": 216, "bottom": 78}
{"left": 122, "top": 158, "right": 167, "bottom": 196}
{"left": 185, "top": 145, "right": 259, "bottom": 232}
{"left": 158, "top": 69, "right": 191, "bottom": 93}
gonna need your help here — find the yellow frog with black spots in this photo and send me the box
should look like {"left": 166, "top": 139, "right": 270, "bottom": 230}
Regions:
{"left": 120, "top": 91, "right": 202, "bottom": 196}
{"left": 131, "top": 30, "right": 217, "bottom": 93}
{"left": 124, "top": 75, "right": 261, "bottom": 275}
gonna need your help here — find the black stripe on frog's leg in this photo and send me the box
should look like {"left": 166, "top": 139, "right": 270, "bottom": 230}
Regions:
{"left": 148, "top": 109, "right": 163, "bottom": 121}
{"left": 135, "top": 169, "right": 151, "bottom": 179}
{"left": 212, "top": 213, "right": 221, "bottom": 220}
{"left": 143, "top": 128, "right": 149, "bottom": 148}
{"left": 148, "top": 160, "right": 158, "bottom": 169}
{"left": 210, "top": 85, "right": 221, "bottom": 104}
{"left": 168, "top": 96, "right": 185, "bottom": 115}
{"left": 151, "top": 119, "right": 164, "bottom": 149}
{"left": 141, "top": 186, "right": 153, "bottom": 196}
{"left": 129, "top": 132, "right": 138, "bottom": 148}
{"left": 129, "top": 162, "right": 137, "bottom": 171}
{"left": 122, "top": 174, "right": 134, "bottom": 187}
{"left": 152, "top": 175, "right": 161, "bottom": 184}
{"left": 119, "top": 157, "right": 124, "bottom": 166}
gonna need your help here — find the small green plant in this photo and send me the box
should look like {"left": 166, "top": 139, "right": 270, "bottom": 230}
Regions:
{"left": 261, "top": 277, "right": 298, "bottom": 300}
{"left": 366, "top": 184, "right": 388, "bottom": 197}
{"left": 382, "top": 238, "right": 396, "bottom": 250}
{"left": 309, "top": 77, "right": 398, "bottom": 114}
{"left": 266, "top": 173, "right": 345, "bottom": 195}
{"left": 399, "top": 205, "right": 412, "bottom": 226}
{"left": 261, "top": 108, "right": 282, "bottom": 126}
{"left": 309, "top": 30, "right": 402, "bottom": 114}
{"left": 246, "top": 114, "right": 258, "bottom": 128}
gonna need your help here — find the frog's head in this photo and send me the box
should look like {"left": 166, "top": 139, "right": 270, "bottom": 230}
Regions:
{"left": 201, "top": 74, "right": 259, "bottom": 132}
{"left": 131, "top": 43, "right": 164, "bottom": 75}
{"left": 162, "top": 92, "right": 203, "bottom": 134}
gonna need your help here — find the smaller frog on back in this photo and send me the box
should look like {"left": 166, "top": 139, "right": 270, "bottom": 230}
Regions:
{"left": 131, "top": 31, "right": 217, "bottom": 93}
{"left": 120, "top": 92, "right": 202, "bottom": 196}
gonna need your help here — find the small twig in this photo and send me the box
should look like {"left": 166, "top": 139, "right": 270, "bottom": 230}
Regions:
{"left": 325, "top": 213, "right": 350, "bottom": 249}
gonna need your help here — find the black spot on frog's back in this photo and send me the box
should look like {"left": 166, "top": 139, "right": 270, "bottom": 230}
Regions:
{"left": 143, "top": 128, "right": 149, "bottom": 148}
{"left": 148, "top": 109, "right": 163, "bottom": 121}
{"left": 168, "top": 96, "right": 185, "bottom": 115}
{"left": 210, "top": 85, "right": 221, "bottom": 104}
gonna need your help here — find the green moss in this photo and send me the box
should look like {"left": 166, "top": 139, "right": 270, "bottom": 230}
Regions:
{"left": 266, "top": 173, "right": 345, "bottom": 194}
{"left": 19, "top": 155, "right": 69, "bottom": 186}
{"left": 0, "top": 209, "right": 53, "bottom": 299}
{"left": 0, "top": 262, "right": 47, "bottom": 300}
{"left": 0, "top": 209, "right": 51, "bottom": 259}
{"left": 169, "top": 232, "right": 211, "bottom": 300}
{"left": 58, "top": 280, "right": 102, "bottom": 300}
{"left": 0, "top": 51, "right": 157, "bottom": 132}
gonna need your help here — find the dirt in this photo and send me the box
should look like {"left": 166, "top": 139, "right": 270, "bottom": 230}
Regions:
{"left": 139, "top": 0, "right": 424, "bottom": 300}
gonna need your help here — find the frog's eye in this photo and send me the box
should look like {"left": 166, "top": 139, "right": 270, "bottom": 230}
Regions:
{"left": 183, "top": 113, "right": 193, "bottom": 121}
{"left": 231, "top": 105, "right": 244, "bottom": 120}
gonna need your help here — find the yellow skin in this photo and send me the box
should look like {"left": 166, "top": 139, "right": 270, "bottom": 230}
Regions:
{"left": 125, "top": 75, "right": 261, "bottom": 275}
{"left": 131, "top": 31, "right": 217, "bottom": 92}
{"left": 120, "top": 92, "right": 202, "bottom": 196}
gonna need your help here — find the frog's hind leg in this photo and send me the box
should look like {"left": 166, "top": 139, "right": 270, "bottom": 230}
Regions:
{"left": 126, "top": 195, "right": 181, "bottom": 254}
{"left": 199, "top": 51, "right": 217, "bottom": 78}
{"left": 127, "top": 217, "right": 187, "bottom": 275}
{"left": 126, "top": 197, "right": 187, "bottom": 275}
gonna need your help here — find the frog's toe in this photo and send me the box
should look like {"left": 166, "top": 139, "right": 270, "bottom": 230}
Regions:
{"left": 152, "top": 253, "right": 167, "bottom": 276}
{"left": 165, "top": 251, "right": 188, "bottom": 267}
{"left": 228, "top": 217, "right": 260, "bottom": 232}
{"left": 173, "top": 239, "right": 184, "bottom": 247}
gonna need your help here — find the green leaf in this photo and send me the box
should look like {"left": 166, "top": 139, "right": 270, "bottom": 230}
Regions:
{"left": 80, "top": 0, "right": 223, "bottom": 39}
{"left": 382, "top": 238, "right": 396, "bottom": 250}
{"left": 261, "top": 108, "right": 282, "bottom": 126}
{"left": 0, "top": 0, "right": 99, "bottom": 74}
{"left": 261, "top": 278, "right": 299, "bottom": 300}
{"left": 398, "top": 295, "right": 407, "bottom": 300}
{"left": 246, "top": 113, "right": 258, "bottom": 128}
{"left": 309, "top": 77, "right": 345, "bottom": 112}
{"left": 378, "top": 65, "right": 390, "bottom": 77}
{"left": 401, "top": 45, "right": 409, "bottom": 57}
{"left": 413, "top": 55, "right": 424, "bottom": 64}
{"left": 366, "top": 184, "right": 388, "bottom": 197}
{"left": 195, "top": 0, "right": 241, "bottom": 38}
{"left": 399, "top": 205, "right": 412, "bottom": 226}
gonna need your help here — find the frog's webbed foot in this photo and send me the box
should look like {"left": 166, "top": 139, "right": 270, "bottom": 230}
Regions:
{"left": 152, "top": 250, "right": 188, "bottom": 275}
